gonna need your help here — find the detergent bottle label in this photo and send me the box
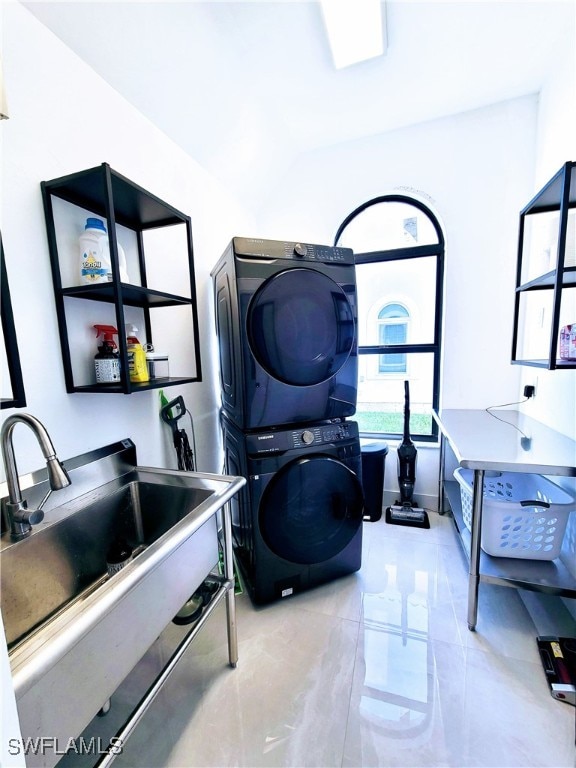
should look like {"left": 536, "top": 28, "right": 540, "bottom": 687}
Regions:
{"left": 127, "top": 347, "right": 149, "bottom": 383}
{"left": 81, "top": 250, "right": 109, "bottom": 283}
{"left": 79, "top": 219, "right": 112, "bottom": 284}
{"left": 95, "top": 358, "right": 121, "bottom": 383}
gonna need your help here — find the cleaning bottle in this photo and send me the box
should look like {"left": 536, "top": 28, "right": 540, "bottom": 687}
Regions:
{"left": 94, "top": 324, "right": 121, "bottom": 383}
{"left": 559, "top": 324, "right": 576, "bottom": 360}
{"left": 126, "top": 324, "right": 149, "bottom": 383}
{"left": 79, "top": 218, "right": 129, "bottom": 285}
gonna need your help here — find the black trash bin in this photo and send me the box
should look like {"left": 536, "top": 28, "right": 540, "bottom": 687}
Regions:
{"left": 360, "top": 439, "right": 389, "bottom": 522}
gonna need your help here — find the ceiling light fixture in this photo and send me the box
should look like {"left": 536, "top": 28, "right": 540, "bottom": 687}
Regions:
{"left": 320, "top": 0, "right": 386, "bottom": 70}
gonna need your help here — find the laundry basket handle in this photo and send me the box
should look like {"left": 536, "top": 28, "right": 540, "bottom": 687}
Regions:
{"left": 520, "top": 499, "right": 551, "bottom": 508}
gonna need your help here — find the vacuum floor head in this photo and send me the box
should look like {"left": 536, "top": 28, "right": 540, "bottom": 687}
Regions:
{"left": 385, "top": 503, "right": 430, "bottom": 529}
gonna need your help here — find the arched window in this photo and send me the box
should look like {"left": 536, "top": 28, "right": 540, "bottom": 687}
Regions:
{"left": 378, "top": 303, "right": 408, "bottom": 373}
{"left": 334, "top": 194, "right": 444, "bottom": 440}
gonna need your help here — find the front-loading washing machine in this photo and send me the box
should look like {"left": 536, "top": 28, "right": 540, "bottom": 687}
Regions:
{"left": 211, "top": 237, "right": 358, "bottom": 430}
{"left": 221, "top": 412, "right": 364, "bottom": 604}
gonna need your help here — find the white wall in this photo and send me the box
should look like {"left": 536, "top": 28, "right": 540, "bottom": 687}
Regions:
{"left": 1, "top": 2, "right": 254, "bottom": 482}
{"left": 252, "top": 96, "right": 539, "bottom": 503}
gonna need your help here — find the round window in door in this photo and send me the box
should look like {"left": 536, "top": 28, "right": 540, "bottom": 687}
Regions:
{"left": 248, "top": 269, "right": 355, "bottom": 386}
{"left": 259, "top": 456, "right": 363, "bottom": 565}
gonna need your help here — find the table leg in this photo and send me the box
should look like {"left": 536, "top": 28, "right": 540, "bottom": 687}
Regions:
{"left": 438, "top": 432, "right": 446, "bottom": 514}
{"left": 467, "top": 468, "right": 485, "bottom": 631}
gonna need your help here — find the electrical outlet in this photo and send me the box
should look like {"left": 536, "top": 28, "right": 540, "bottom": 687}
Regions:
{"left": 523, "top": 384, "right": 536, "bottom": 399}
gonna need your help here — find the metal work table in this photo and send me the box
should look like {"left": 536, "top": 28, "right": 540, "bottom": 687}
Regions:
{"left": 433, "top": 409, "right": 576, "bottom": 630}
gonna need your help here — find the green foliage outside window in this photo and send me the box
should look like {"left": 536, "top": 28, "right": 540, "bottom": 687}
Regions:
{"left": 355, "top": 409, "right": 432, "bottom": 436}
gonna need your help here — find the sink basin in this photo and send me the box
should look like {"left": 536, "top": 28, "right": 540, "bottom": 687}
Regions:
{"left": 2, "top": 472, "right": 213, "bottom": 648}
{"left": 0, "top": 440, "right": 245, "bottom": 768}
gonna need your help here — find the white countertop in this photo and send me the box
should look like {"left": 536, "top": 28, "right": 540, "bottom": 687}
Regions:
{"left": 433, "top": 409, "right": 576, "bottom": 475}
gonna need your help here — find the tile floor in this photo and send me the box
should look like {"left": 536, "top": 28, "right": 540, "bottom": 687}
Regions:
{"left": 61, "top": 512, "right": 576, "bottom": 768}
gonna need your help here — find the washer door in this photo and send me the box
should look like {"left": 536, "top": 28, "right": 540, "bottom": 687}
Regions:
{"left": 259, "top": 456, "right": 363, "bottom": 565}
{"left": 248, "top": 268, "right": 355, "bottom": 386}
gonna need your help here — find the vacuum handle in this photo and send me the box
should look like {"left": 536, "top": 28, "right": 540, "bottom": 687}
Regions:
{"left": 403, "top": 380, "right": 411, "bottom": 441}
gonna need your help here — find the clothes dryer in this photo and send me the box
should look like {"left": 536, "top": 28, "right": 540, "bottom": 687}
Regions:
{"left": 211, "top": 237, "right": 358, "bottom": 430}
{"left": 221, "top": 412, "right": 364, "bottom": 604}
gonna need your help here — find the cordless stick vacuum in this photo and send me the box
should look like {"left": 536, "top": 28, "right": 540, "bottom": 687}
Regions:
{"left": 385, "top": 381, "right": 430, "bottom": 528}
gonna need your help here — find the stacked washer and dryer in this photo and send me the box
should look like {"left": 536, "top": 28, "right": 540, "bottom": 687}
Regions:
{"left": 211, "top": 237, "right": 364, "bottom": 604}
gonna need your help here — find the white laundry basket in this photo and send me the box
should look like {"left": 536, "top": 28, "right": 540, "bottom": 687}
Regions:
{"left": 453, "top": 468, "right": 574, "bottom": 560}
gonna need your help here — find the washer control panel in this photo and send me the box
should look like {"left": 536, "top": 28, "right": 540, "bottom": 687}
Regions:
{"left": 291, "top": 421, "right": 358, "bottom": 448}
{"left": 291, "top": 426, "right": 323, "bottom": 448}
{"left": 233, "top": 236, "right": 354, "bottom": 265}
{"left": 246, "top": 421, "right": 359, "bottom": 455}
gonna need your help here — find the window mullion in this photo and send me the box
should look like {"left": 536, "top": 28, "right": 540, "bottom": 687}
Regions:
{"left": 355, "top": 245, "right": 441, "bottom": 263}
{"left": 358, "top": 344, "right": 439, "bottom": 355}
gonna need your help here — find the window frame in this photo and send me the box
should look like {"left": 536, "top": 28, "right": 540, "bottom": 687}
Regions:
{"left": 334, "top": 194, "right": 445, "bottom": 443}
{"left": 377, "top": 302, "right": 409, "bottom": 374}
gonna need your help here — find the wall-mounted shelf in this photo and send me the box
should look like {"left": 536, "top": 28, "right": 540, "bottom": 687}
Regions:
{"left": 60, "top": 284, "right": 193, "bottom": 308}
{"left": 511, "top": 161, "right": 576, "bottom": 369}
{"left": 41, "top": 163, "right": 202, "bottom": 394}
{"left": 1, "top": 234, "right": 26, "bottom": 410}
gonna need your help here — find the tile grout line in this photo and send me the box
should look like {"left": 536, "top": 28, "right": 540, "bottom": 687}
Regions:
{"left": 339, "top": 595, "right": 364, "bottom": 768}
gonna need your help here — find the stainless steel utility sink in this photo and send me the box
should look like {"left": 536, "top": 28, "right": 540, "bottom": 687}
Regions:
{"left": 0, "top": 439, "right": 245, "bottom": 768}
{"left": 2, "top": 472, "right": 213, "bottom": 648}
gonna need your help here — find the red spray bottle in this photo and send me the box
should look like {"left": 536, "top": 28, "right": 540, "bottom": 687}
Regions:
{"left": 94, "top": 325, "right": 120, "bottom": 383}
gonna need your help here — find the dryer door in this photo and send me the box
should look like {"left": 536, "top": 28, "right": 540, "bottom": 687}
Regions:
{"left": 259, "top": 456, "right": 363, "bottom": 565}
{"left": 248, "top": 268, "right": 355, "bottom": 386}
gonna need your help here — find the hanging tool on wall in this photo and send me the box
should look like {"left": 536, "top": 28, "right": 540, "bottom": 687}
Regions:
{"left": 160, "top": 393, "right": 242, "bottom": 627}
{"left": 160, "top": 394, "right": 196, "bottom": 471}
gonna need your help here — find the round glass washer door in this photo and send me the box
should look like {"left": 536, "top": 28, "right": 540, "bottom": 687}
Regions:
{"left": 248, "top": 268, "right": 355, "bottom": 386}
{"left": 259, "top": 456, "right": 363, "bottom": 565}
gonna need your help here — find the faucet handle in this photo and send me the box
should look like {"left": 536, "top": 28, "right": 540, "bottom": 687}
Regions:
{"left": 25, "top": 507, "right": 45, "bottom": 526}
{"left": 7, "top": 499, "right": 45, "bottom": 526}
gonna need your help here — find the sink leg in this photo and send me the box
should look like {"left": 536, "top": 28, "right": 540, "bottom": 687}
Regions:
{"left": 225, "top": 584, "right": 238, "bottom": 667}
{"left": 222, "top": 501, "right": 238, "bottom": 668}
{"left": 97, "top": 699, "right": 111, "bottom": 717}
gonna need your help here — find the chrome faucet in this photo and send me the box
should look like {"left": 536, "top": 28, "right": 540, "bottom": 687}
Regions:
{"left": 1, "top": 413, "right": 71, "bottom": 541}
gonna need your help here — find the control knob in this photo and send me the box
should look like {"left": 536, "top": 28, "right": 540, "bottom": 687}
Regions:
{"left": 294, "top": 243, "right": 307, "bottom": 257}
{"left": 301, "top": 430, "right": 315, "bottom": 445}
